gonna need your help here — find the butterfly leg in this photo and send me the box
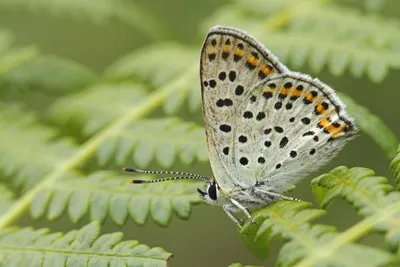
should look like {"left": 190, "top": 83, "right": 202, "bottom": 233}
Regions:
{"left": 230, "top": 198, "right": 256, "bottom": 224}
{"left": 266, "top": 191, "right": 302, "bottom": 202}
{"left": 223, "top": 205, "right": 243, "bottom": 229}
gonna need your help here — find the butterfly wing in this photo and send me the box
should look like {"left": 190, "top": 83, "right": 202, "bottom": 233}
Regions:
{"left": 232, "top": 72, "right": 357, "bottom": 192}
{"left": 200, "top": 26, "right": 357, "bottom": 192}
{"left": 200, "top": 26, "right": 288, "bottom": 188}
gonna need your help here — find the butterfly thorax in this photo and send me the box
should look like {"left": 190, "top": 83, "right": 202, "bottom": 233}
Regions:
{"left": 198, "top": 179, "right": 279, "bottom": 211}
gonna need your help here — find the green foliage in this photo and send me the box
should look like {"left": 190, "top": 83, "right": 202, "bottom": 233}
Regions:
{"left": 0, "top": 221, "right": 172, "bottom": 267}
{"left": 0, "top": 0, "right": 167, "bottom": 39}
{"left": 203, "top": 0, "right": 400, "bottom": 82}
{"left": 0, "top": 0, "right": 399, "bottom": 266}
{"left": 0, "top": 184, "right": 15, "bottom": 215}
{"left": 106, "top": 43, "right": 197, "bottom": 88}
{"left": 338, "top": 93, "right": 399, "bottom": 159}
{"left": 241, "top": 201, "right": 394, "bottom": 267}
{"left": 96, "top": 118, "right": 208, "bottom": 168}
{"left": 2, "top": 56, "right": 97, "bottom": 95}
{"left": 312, "top": 166, "right": 400, "bottom": 252}
{"left": 0, "top": 104, "right": 77, "bottom": 191}
{"left": 390, "top": 145, "right": 400, "bottom": 185}
{"left": 48, "top": 82, "right": 149, "bottom": 136}
{"left": 106, "top": 45, "right": 201, "bottom": 114}
{"left": 0, "top": 32, "right": 97, "bottom": 96}
{"left": 30, "top": 171, "right": 202, "bottom": 226}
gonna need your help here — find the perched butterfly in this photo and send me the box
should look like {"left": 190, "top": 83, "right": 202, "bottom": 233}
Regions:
{"left": 124, "top": 26, "right": 357, "bottom": 228}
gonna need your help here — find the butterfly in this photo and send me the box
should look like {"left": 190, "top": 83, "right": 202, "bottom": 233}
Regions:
{"left": 124, "top": 26, "right": 357, "bottom": 229}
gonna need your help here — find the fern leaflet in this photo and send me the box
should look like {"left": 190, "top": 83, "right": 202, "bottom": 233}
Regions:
{"left": 0, "top": 0, "right": 167, "bottom": 39}
{"left": 242, "top": 201, "right": 393, "bottom": 266}
{"left": 202, "top": 0, "right": 400, "bottom": 82}
{"left": 2, "top": 56, "right": 97, "bottom": 95}
{"left": 338, "top": 93, "right": 398, "bottom": 159}
{"left": 0, "top": 221, "right": 172, "bottom": 267}
{"left": 312, "top": 166, "right": 400, "bottom": 251}
{"left": 48, "top": 82, "right": 149, "bottom": 136}
{"left": 390, "top": 145, "right": 400, "bottom": 185}
{"left": 97, "top": 118, "right": 208, "bottom": 168}
{"left": 0, "top": 184, "right": 14, "bottom": 216}
{"left": 106, "top": 43, "right": 197, "bottom": 88}
{"left": 0, "top": 103, "right": 77, "bottom": 191}
{"left": 30, "top": 171, "right": 202, "bottom": 226}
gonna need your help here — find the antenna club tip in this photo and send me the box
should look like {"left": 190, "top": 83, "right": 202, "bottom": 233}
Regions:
{"left": 130, "top": 179, "right": 145, "bottom": 184}
{"left": 123, "top": 167, "right": 139, "bottom": 173}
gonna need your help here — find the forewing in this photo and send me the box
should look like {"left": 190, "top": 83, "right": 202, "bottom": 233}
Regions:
{"left": 232, "top": 72, "right": 357, "bottom": 192}
{"left": 200, "top": 26, "right": 288, "bottom": 188}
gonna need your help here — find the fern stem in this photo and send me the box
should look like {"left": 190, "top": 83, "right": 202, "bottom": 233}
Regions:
{"left": 0, "top": 65, "right": 197, "bottom": 229}
{"left": 295, "top": 201, "right": 400, "bottom": 267}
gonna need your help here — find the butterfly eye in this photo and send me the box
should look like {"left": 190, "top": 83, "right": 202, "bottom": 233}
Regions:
{"left": 207, "top": 183, "right": 218, "bottom": 200}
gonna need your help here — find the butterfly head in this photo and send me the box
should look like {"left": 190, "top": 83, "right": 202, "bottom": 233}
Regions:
{"left": 197, "top": 179, "right": 222, "bottom": 206}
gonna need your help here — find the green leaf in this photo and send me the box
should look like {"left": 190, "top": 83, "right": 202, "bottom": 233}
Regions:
{"left": 390, "top": 144, "right": 400, "bottom": 186}
{"left": 0, "top": 184, "right": 14, "bottom": 216}
{"left": 0, "top": 221, "right": 172, "bottom": 266}
{"left": 106, "top": 43, "right": 197, "bottom": 87}
{"left": 99, "top": 118, "right": 207, "bottom": 168}
{"left": 33, "top": 171, "right": 202, "bottom": 226}
{"left": 0, "top": 0, "right": 167, "bottom": 40}
{"left": 241, "top": 201, "right": 393, "bottom": 267}
{"left": 1, "top": 56, "right": 97, "bottom": 95}
{"left": 312, "top": 166, "right": 400, "bottom": 251}
{"left": 48, "top": 82, "right": 148, "bottom": 136}
{"left": 339, "top": 93, "right": 399, "bottom": 159}
{"left": 202, "top": 0, "right": 400, "bottom": 82}
{"left": 0, "top": 103, "right": 77, "bottom": 191}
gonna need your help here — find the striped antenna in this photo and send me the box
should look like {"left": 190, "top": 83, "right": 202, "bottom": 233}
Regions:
{"left": 129, "top": 176, "right": 210, "bottom": 184}
{"left": 123, "top": 167, "right": 211, "bottom": 184}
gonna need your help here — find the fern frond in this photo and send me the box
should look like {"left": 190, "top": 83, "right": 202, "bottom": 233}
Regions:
{"left": 202, "top": 0, "right": 400, "bottom": 82}
{"left": 98, "top": 3, "right": 397, "bottom": 164}
{"left": 48, "top": 82, "right": 148, "bottom": 136}
{"left": 0, "top": 221, "right": 172, "bottom": 266}
{"left": 0, "top": 0, "right": 167, "bottom": 39}
{"left": 106, "top": 44, "right": 201, "bottom": 114}
{"left": 0, "top": 184, "right": 14, "bottom": 215}
{"left": 97, "top": 118, "right": 208, "bottom": 168}
{"left": 0, "top": 30, "right": 96, "bottom": 95}
{"left": 106, "top": 43, "right": 197, "bottom": 87}
{"left": 390, "top": 145, "right": 400, "bottom": 185}
{"left": 242, "top": 201, "right": 393, "bottom": 266}
{"left": 30, "top": 171, "right": 202, "bottom": 226}
{"left": 312, "top": 166, "right": 400, "bottom": 251}
{"left": 338, "top": 93, "right": 398, "bottom": 159}
{"left": 1, "top": 56, "right": 97, "bottom": 95}
{"left": 0, "top": 68, "right": 200, "bottom": 228}
{"left": 0, "top": 103, "right": 77, "bottom": 190}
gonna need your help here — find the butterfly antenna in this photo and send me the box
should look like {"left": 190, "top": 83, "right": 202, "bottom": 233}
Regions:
{"left": 123, "top": 167, "right": 211, "bottom": 184}
{"left": 128, "top": 176, "right": 210, "bottom": 184}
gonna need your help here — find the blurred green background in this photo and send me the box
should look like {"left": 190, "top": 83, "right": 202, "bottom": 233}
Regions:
{"left": 0, "top": 0, "right": 399, "bottom": 266}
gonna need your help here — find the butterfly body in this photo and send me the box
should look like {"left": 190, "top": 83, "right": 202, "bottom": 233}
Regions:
{"left": 126, "top": 26, "right": 357, "bottom": 229}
